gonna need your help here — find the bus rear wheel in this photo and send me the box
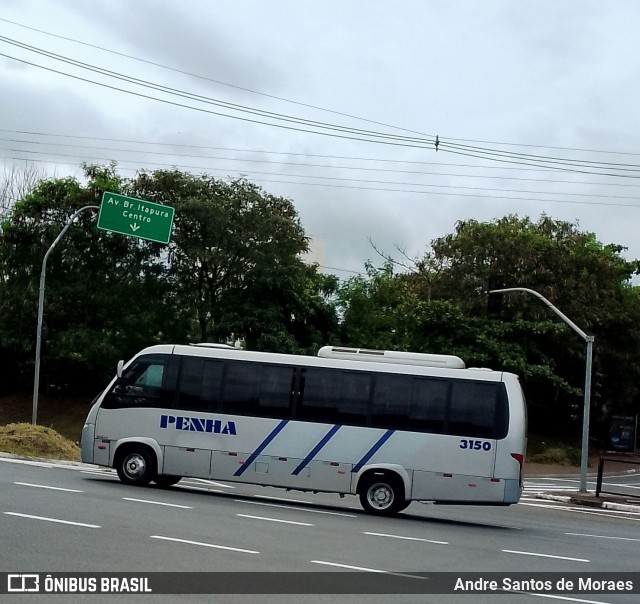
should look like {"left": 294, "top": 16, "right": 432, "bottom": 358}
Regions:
{"left": 116, "top": 447, "right": 155, "bottom": 486}
{"left": 359, "top": 474, "right": 405, "bottom": 515}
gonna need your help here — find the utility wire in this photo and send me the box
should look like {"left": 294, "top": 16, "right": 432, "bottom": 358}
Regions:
{"left": 2, "top": 143, "right": 639, "bottom": 202}
{"left": 1, "top": 34, "right": 639, "bottom": 178}
{"left": 0, "top": 35, "right": 435, "bottom": 146}
{"left": 0, "top": 16, "right": 437, "bottom": 142}
{"left": 3, "top": 16, "right": 639, "bottom": 160}
{"left": 6, "top": 128, "right": 640, "bottom": 191}
{"left": 3, "top": 151, "right": 640, "bottom": 209}
{"left": 4, "top": 135, "right": 640, "bottom": 188}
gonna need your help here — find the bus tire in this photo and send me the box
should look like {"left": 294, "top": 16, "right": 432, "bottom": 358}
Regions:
{"left": 359, "top": 473, "right": 405, "bottom": 515}
{"left": 115, "top": 446, "right": 156, "bottom": 486}
{"left": 154, "top": 475, "right": 182, "bottom": 488}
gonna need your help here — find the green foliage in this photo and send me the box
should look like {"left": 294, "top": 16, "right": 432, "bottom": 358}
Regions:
{"left": 0, "top": 165, "right": 182, "bottom": 391}
{"left": 337, "top": 215, "right": 640, "bottom": 434}
{"left": 2, "top": 162, "right": 640, "bottom": 442}
{"left": 126, "top": 171, "right": 337, "bottom": 352}
{"left": 0, "top": 165, "right": 339, "bottom": 393}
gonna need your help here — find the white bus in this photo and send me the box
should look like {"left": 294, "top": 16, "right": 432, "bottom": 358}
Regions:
{"left": 81, "top": 344, "right": 526, "bottom": 515}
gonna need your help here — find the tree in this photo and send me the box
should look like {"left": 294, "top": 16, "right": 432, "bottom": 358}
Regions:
{"left": 0, "top": 162, "right": 46, "bottom": 223}
{"left": 126, "top": 170, "right": 336, "bottom": 352}
{"left": 337, "top": 215, "right": 640, "bottom": 435}
{"left": 0, "top": 164, "right": 183, "bottom": 393}
{"left": 422, "top": 215, "right": 640, "bottom": 433}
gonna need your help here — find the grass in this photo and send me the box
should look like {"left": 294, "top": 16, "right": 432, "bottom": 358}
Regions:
{"left": 527, "top": 434, "right": 582, "bottom": 466}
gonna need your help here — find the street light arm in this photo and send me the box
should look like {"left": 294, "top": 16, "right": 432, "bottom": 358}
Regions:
{"left": 490, "top": 287, "right": 590, "bottom": 342}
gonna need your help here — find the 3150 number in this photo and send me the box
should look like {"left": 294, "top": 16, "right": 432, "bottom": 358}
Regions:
{"left": 459, "top": 439, "right": 492, "bottom": 451}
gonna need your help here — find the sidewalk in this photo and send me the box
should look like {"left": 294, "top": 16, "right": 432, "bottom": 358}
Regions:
{"left": 525, "top": 460, "right": 640, "bottom": 513}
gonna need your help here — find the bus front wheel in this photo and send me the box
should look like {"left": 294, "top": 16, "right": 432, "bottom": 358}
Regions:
{"left": 154, "top": 475, "right": 182, "bottom": 488}
{"left": 359, "top": 474, "right": 405, "bottom": 515}
{"left": 116, "top": 447, "right": 156, "bottom": 486}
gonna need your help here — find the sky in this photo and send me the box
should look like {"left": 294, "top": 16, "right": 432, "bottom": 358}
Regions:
{"left": 1, "top": 0, "right": 640, "bottom": 279}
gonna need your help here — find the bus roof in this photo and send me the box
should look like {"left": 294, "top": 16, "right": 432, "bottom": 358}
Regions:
{"left": 132, "top": 344, "right": 512, "bottom": 382}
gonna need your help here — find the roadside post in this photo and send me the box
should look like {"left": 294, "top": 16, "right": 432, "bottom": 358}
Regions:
{"left": 32, "top": 205, "right": 99, "bottom": 425}
{"left": 489, "top": 287, "right": 594, "bottom": 493}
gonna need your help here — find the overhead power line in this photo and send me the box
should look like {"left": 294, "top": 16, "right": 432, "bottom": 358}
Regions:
{"left": 2, "top": 16, "right": 640, "bottom": 160}
{"left": 5, "top": 129, "right": 640, "bottom": 191}
{"left": 0, "top": 33, "right": 639, "bottom": 178}
{"left": 2, "top": 134, "right": 639, "bottom": 189}
{"left": 3, "top": 150, "right": 640, "bottom": 209}
{"left": 0, "top": 35, "right": 436, "bottom": 147}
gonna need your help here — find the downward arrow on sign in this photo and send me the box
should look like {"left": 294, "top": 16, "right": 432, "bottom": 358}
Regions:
{"left": 130, "top": 223, "right": 140, "bottom": 232}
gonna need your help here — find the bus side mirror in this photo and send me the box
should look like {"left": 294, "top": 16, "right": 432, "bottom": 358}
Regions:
{"left": 116, "top": 360, "right": 124, "bottom": 379}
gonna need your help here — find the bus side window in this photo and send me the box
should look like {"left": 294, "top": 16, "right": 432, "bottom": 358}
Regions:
{"left": 297, "top": 368, "right": 341, "bottom": 423}
{"left": 372, "top": 374, "right": 410, "bottom": 429}
{"left": 258, "top": 365, "right": 295, "bottom": 418}
{"left": 410, "top": 378, "right": 450, "bottom": 433}
{"left": 177, "top": 358, "right": 223, "bottom": 412}
{"left": 448, "top": 381, "right": 501, "bottom": 438}
{"left": 338, "top": 371, "right": 371, "bottom": 424}
{"left": 222, "top": 362, "right": 295, "bottom": 418}
{"left": 222, "top": 361, "right": 261, "bottom": 414}
{"left": 298, "top": 368, "right": 369, "bottom": 425}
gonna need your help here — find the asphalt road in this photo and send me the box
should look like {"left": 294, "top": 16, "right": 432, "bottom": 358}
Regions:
{"left": 1, "top": 457, "right": 639, "bottom": 604}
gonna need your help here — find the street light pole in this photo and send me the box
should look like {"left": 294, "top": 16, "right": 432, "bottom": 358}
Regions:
{"left": 32, "top": 205, "right": 99, "bottom": 425}
{"left": 490, "top": 287, "right": 594, "bottom": 493}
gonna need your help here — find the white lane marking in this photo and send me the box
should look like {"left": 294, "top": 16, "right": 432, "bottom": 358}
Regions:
{"left": 364, "top": 531, "right": 448, "bottom": 545}
{"left": 150, "top": 535, "right": 258, "bottom": 554}
{"left": 565, "top": 532, "right": 640, "bottom": 542}
{"left": 179, "top": 485, "right": 225, "bottom": 494}
{"left": 519, "top": 502, "right": 570, "bottom": 509}
{"left": 520, "top": 502, "right": 640, "bottom": 520}
{"left": 122, "top": 497, "right": 192, "bottom": 509}
{"left": 14, "top": 482, "right": 83, "bottom": 493}
{"left": 502, "top": 549, "right": 589, "bottom": 562}
{"left": 4, "top": 512, "right": 100, "bottom": 528}
{"left": 310, "top": 560, "right": 426, "bottom": 580}
{"left": 187, "top": 478, "right": 235, "bottom": 489}
{"left": 234, "top": 499, "right": 357, "bottom": 517}
{"left": 253, "top": 494, "right": 314, "bottom": 504}
{"left": 236, "top": 513, "right": 314, "bottom": 526}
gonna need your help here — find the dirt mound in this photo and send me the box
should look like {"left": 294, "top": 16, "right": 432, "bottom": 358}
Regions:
{"left": 0, "top": 422, "right": 81, "bottom": 461}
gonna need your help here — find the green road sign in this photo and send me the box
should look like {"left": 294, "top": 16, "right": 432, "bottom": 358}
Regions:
{"left": 97, "top": 192, "right": 175, "bottom": 244}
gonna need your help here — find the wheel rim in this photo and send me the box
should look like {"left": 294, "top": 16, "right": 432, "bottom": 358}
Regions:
{"left": 366, "top": 482, "right": 394, "bottom": 510}
{"left": 123, "top": 453, "right": 146, "bottom": 480}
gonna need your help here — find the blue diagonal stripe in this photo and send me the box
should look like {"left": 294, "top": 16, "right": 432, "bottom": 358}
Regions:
{"left": 292, "top": 424, "right": 341, "bottom": 476}
{"left": 233, "top": 419, "right": 289, "bottom": 477}
{"left": 352, "top": 429, "right": 395, "bottom": 473}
